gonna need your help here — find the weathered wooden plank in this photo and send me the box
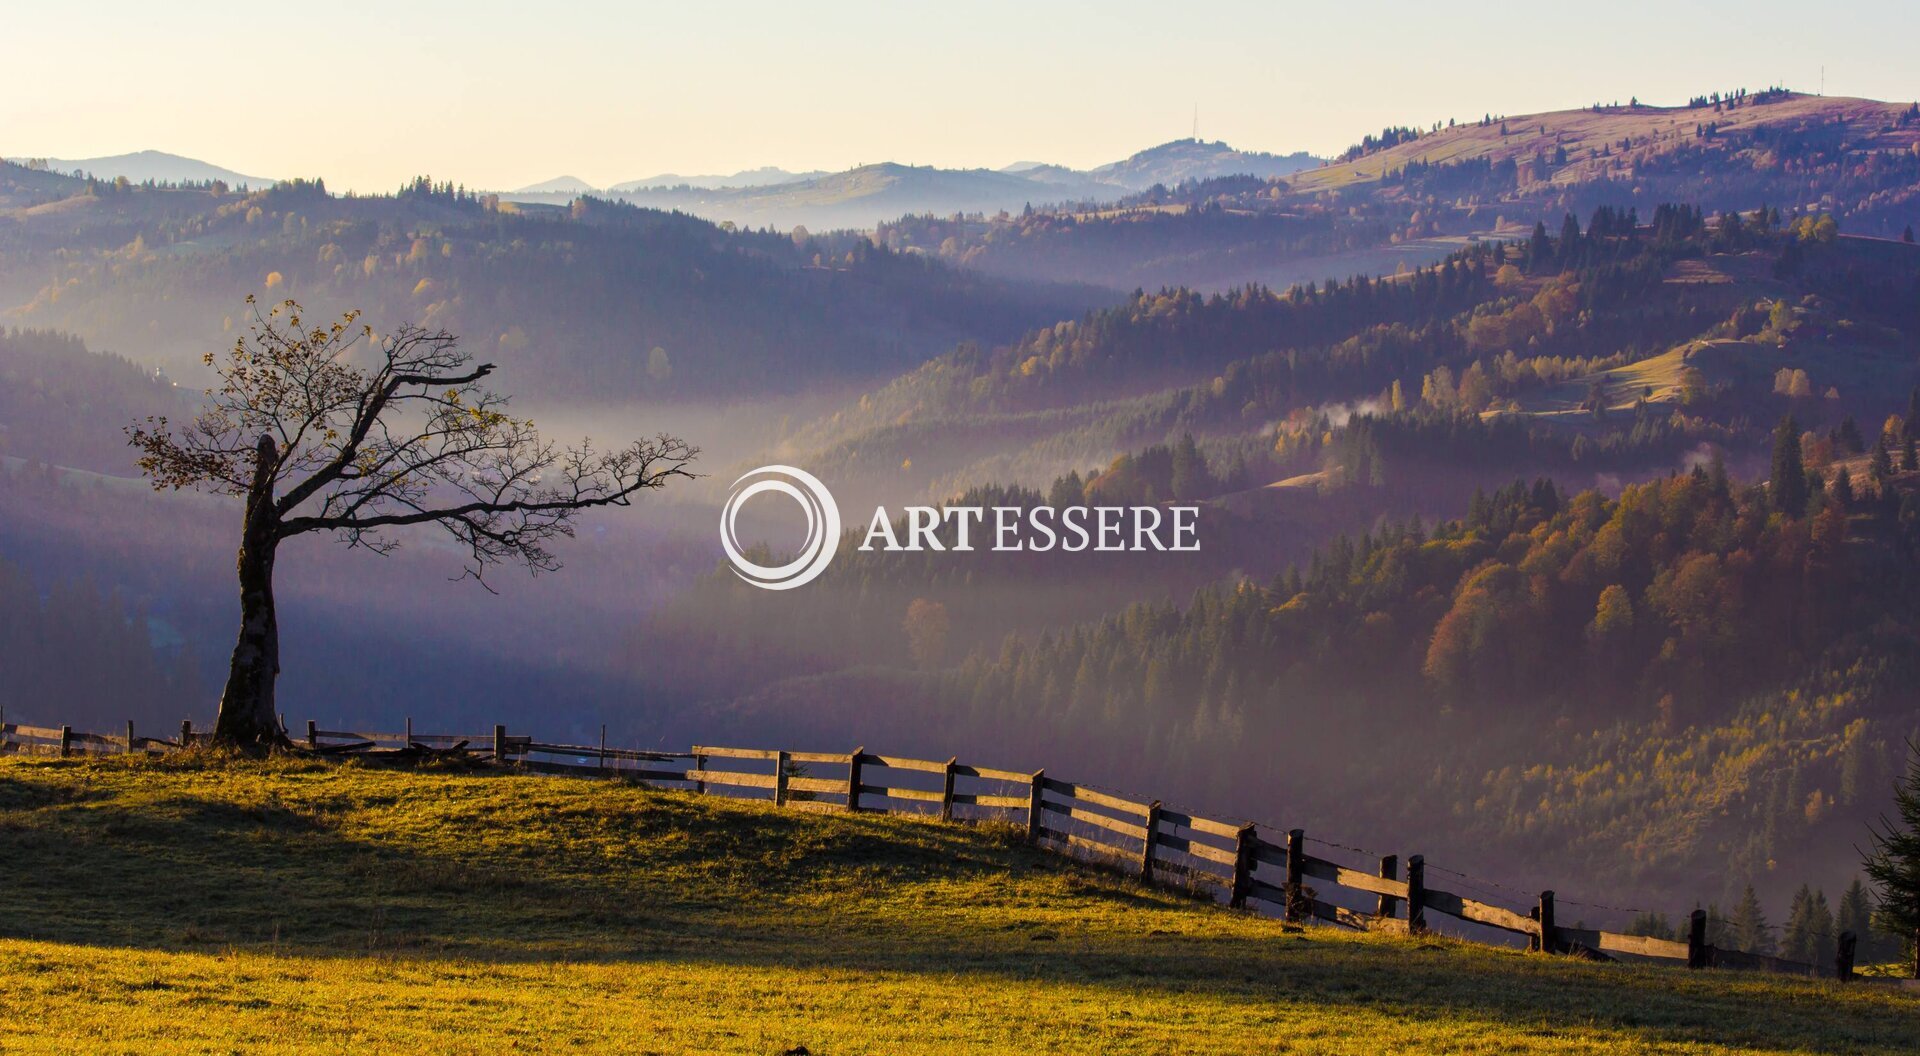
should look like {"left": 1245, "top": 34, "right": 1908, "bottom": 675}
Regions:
{"left": 690, "top": 745, "right": 781, "bottom": 761}
{"left": 684, "top": 769, "right": 779, "bottom": 789}
{"left": 786, "top": 750, "right": 853, "bottom": 765}
{"left": 1248, "top": 877, "right": 1288, "bottom": 906}
{"left": 1154, "top": 808, "right": 1243, "bottom": 841}
{"left": 1040, "top": 800, "right": 1148, "bottom": 841}
{"left": 1421, "top": 887, "right": 1536, "bottom": 937}
{"left": 1036, "top": 826, "right": 1135, "bottom": 860}
{"left": 6, "top": 725, "right": 66, "bottom": 740}
{"left": 1707, "top": 946, "right": 1819, "bottom": 975}
{"left": 864, "top": 755, "right": 947, "bottom": 774}
{"left": 951, "top": 764, "right": 1030, "bottom": 783}
{"left": 1251, "top": 839, "right": 1288, "bottom": 871}
{"left": 861, "top": 784, "right": 944, "bottom": 804}
{"left": 526, "top": 742, "right": 684, "bottom": 762}
{"left": 1040, "top": 778, "right": 1150, "bottom": 817}
{"left": 618, "top": 768, "right": 696, "bottom": 784}
{"left": 786, "top": 776, "right": 848, "bottom": 796}
{"left": 1299, "top": 855, "right": 1411, "bottom": 900}
{"left": 1556, "top": 927, "right": 1690, "bottom": 961}
{"left": 1152, "top": 831, "right": 1239, "bottom": 867}
{"left": 1151, "top": 856, "right": 1232, "bottom": 888}
{"left": 949, "top": 792, "right": 1028, "bottom": 809}
{"left": 1307, "top": 897, "right": 1374, "bottom": 930}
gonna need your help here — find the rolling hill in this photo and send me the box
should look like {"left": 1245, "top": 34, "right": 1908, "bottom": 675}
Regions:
{"left": 503, "top": 140, "right": 1328, "bottom": 231}
{"left": 510, "top": 161, "right": 1129, "bottom": 230}
{"left": 2, "top": 756, "right": 1912, "bottom": 1054}
{"left": 0, "top": 165, "right": 1103, "bottom": 399}
{"left": 15, "top": 149, "right": 277, "bottom": 189}
{"left": 610, "top": 165, "right": 826, "bottom": 191}
{"left": 1089, "top": 137, "right": 1321, "bottom": 188}
{"left": 891, "top": 92, "right": 1920, "bottom": 291}
{"left": 512, "top": 174, "right": 597, "bottom": 194}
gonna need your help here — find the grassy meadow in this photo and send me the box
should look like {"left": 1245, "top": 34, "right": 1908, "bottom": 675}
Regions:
{"left": 0, "top": 754, "right": 1915, "bottom": 1054}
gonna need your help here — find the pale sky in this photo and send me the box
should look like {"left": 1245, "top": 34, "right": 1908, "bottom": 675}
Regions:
{"left": 7, "top": 0, "right": 1918, "bottom": 193}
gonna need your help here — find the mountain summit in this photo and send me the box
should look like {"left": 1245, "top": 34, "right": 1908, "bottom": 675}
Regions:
{"left": 1090, "top": 138, "right": 1321, "bottom": 189}
{"left": 20, "top": 149, "right": 276, "bottom": 188}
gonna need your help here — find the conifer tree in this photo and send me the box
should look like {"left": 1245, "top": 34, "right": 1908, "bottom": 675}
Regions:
{"left": 1771, "top": 414, "right": 1807, "bottom": 515}
{"left": 1863, "top": 740, "right": 1920, "bottom": 971}
{"left": 1782, "top": 885, "right": 1834, "bottom": 965}
{"left": 1838, "top": 877, "right": 1878, "bottom": 958}
{"left": 1729, "top": 884, "right": 1776, "bottom": 954}
{"left": 1832, "top": 466, "right": 1856, "bottom": 508}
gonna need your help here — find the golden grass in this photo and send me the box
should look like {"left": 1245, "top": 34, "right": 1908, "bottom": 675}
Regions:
{"left": 1, "top": 755, "right": 1914, "bottom": 1054}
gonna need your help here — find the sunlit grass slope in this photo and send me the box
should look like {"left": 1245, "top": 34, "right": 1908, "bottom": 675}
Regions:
{"left": 1, "top": 755, "right": 1914, "bottom": 1054}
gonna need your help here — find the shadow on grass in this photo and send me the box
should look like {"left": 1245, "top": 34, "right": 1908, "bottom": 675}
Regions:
{"left": 0, "top": 759, "right": 1914, "bottom": 1054}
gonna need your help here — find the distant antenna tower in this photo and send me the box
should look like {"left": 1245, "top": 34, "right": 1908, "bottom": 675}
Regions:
{"left": 1819, "top": 66, "right": 1825, "bottom": 96}
{"left": 1192, "top": 104, "right": 1199, "bottom": 141}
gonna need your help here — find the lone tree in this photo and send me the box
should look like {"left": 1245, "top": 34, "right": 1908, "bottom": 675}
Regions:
{"left": 1863, "top": 739, "right": 1920, "bottom": 976}
{"left": 129, "top": 299, "right": 696, "bottom": 748}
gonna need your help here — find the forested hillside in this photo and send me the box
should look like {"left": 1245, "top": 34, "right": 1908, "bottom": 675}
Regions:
{"left": 682, "top": 462, "right": 1920, "bottom": 921}
{"left": 792, "top": 208, "right": 1920, "bottom": 512}
{"left": 0, "top": 328, "right": 190, "bottom": 473}
{"left": 0, "top": 168, "right": 1099, "bottom": 398}
{"left": 879, "top": 93, "right": 1920, "bottom": 291}
{"left": 637, "top": 215, "right": 1920, "bottom": 921}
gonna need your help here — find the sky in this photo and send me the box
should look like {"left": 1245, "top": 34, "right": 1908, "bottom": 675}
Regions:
{"left": 7, "top": 0, "right": 1920, "bottom": 193}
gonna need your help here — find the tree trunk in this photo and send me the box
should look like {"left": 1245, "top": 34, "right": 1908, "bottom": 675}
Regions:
{"left": 213, "top": 435, "right": 285, "bottom": 749}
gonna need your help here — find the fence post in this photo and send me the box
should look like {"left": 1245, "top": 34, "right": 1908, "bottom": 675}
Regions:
{"left": 405, "top": 716, "right": 413, "bottom": 746}
{"left": 1229, "top": 824, "right": 1257, "bottom": 909}
{"left": 1139, "top": 801, "right": 1162, "bottom": 883}
{"left": 1377, "top": 855, "right": 1401, "bottom": 919}
{"left": 1284, "top": 829, "right": 1306, "bottom": 923}
{"left": 599, "top": 725, "right": 608, "bottom": 775}
{"left": 940, "top": 757, "right": 959, "bottom": 822}
{"left": 306, "top": 720, "right": 317, "bottom": 750}
{"left": 845, "top": 747, "right": 865, "bottom": 813}
{"left": 774, "top": 750, "right": 791, "bottom": 806}
{"left": 127, "top": 720, "right": 136, "bottom": 755}
{"left": 1405, "top": 855, "right": 1426, "bottom": 934}
{"left": 1687, "top": 909, "right": 1708, "bottom": 969}
{"left": 1025, "top": 769, "right": 1045, "bottom": 844}
{"left": 59, "top": 725, "right": 73, "bottom": 758}
{"left": 492, "top": 725, "right": 507, "bottom": 762}
{"left": 1537, "top": 891, "right": 1557, "bottom": 954}
{"left": 694, "top": 752, "right": 708, "bottom": 794}
{"left": 1835, "top": 930, "right": 1856, "bottom": 982}
{"left": 181, "top": 720, "right": 193, "bottom": 749}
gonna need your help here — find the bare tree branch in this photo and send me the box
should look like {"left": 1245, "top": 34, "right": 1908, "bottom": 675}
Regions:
{"left": 129, "top": 296, "right": 699, "bottom": 582}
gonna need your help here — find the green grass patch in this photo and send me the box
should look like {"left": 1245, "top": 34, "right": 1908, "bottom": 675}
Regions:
{"left": 0, "top": 756, "right": 1913, "bottom": 1054}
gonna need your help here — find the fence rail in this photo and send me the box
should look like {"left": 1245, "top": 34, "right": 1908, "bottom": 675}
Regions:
{"left": 2, "top": 714, "right": 1902, "bottom": 983}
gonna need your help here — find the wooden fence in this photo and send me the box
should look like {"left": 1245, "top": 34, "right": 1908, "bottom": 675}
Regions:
{"left": 0, "top": 715, "right": 1897, "bottom": 982}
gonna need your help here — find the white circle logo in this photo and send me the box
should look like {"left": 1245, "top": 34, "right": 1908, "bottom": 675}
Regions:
{"left": 720, "top": 465, "right": 841, "bottom": 590}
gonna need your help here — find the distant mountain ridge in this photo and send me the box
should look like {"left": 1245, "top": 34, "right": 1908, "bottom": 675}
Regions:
{"left": 611, "top": 166, "right": 828, "bottom": 192}
{"left": 500, "top": 139, "right": 1329, "bottom": 229}
{"left": 1091, "top": 138, "right": 1321, "bottom": 188}
{"left": 14, "top": 149, "right": 276, "bottom": 189}
{"left": 513, "top": 175, "right": 597, "bottom": 195}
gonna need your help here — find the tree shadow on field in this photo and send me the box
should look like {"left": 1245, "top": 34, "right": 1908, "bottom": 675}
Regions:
{"left": 1, "top": 760, "right": 1916, "bottom": 1054}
